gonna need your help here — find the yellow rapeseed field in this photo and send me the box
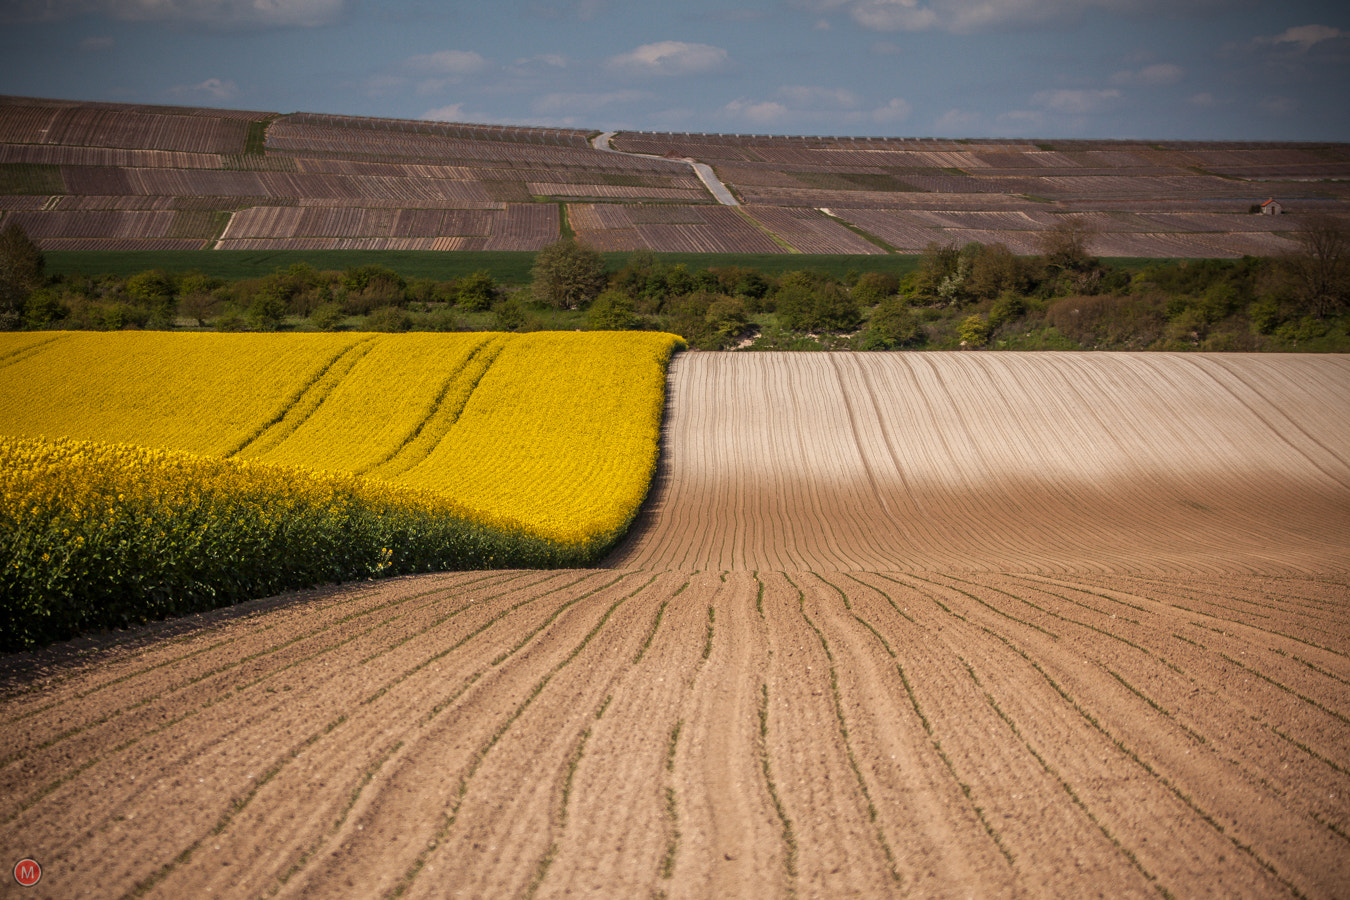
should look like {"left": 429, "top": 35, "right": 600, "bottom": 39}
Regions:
{"left": 396, "top": 331, "right": 681, "bottom": 545}
{"left": 0, "top": 330, "right": 684, "bottom": 647}
{"left": 1, "top": 331, "right": 682, "bottom": 536}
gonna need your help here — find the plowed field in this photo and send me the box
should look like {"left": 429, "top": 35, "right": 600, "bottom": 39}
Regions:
{"left": 4, "top": 353, "right": 1349, "bottom": 899}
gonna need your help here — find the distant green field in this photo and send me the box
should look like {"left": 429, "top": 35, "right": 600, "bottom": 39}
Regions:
{"left": 43, "top": 248, "right": 1179, "bottom": 286}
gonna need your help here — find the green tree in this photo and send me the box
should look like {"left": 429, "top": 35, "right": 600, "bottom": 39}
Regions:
{"left": 958, "top": 314, "right": 989, "bottom": 347}
{"left": 851, "top": 271, "right": 900, "bottom": 306}
{"left": 493, "top": 295, "right": 526, "bottom": 331}
{"left": 864, "top": 295, "right": 922, "bottom": 349}
{"left": 456, "top": 270, "right": 500, "bottom": 312}
{"left": 126, "top": 269, "right": 177, "bottom": 327}
{"left": 248, "top": 284, "right": 288, "bottom": 331}
{"left": 0, "top": 221, "right": 45, "bottom": 329}
{"left": 705, "top": 296, "right": 749, "bottom": 342}
{"left": 777, "top": 281, "right": 860, "bottom": 333}
{"left": 311, "top": 303, "right": 346, "bottom": 332}
{"left": 1284, "top": 214, "right": 1349, "bottom": 317}
{"left": 987, "top": 291, "right": 1027, "bottom": 333}
{"left": 366, "top": 306, "right": 412, "bottom": 332}
{"left": 532, "top": 239, "right": 608, "bottom": 310}
{"left": 587, "top": 289, "right": 637, "bottom": 330}
{"left": 1037, "top": 217, "right": 1097, "bottom": 271}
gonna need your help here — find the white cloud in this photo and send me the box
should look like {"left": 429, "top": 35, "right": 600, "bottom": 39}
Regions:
{"left": 1260, "top": 96, "right": 1298, "bottom": 116}
{"left": 607, "top": 41, "right": 729, "bottom": 76}
{"left": 168, "top": 77, "right": 238, "bottom": 100}
{"left": 871, "top": 97, "right": 912, "bottom": 124}
{"left": 1, "top": 0, "right": 345, "bottom": 27}
{"left": 1265, "top": 24, "right": 1345, "bottom": 52}
{"left": 722, "top": 98, "right": 790, "bottom": 125}
{"left": 421, "top": 104, "right": 466, "bottom": 122}
{"left": 1032, "top": 87, "right": 1122, "bottom": 114}
{"left": 406, "top": 50, "right": 489, "bottom": 76}
{"left": 780, "top": 85, "right": 862, "bottom": 108}
{"left": 993, "top": 109, "right": 1047, "bottom": 134}
{"left": 533, "top": 90, "right": 651, "bottom": 115}
{"left": 515, "top": 54, "right": 568, "bottom": 68}
{"left": 1110, "top": 62, "right": 1184, "bottom": 86}
{"left": 934, "top": 108, "right": 981, "bottom": 132}
{"left": 1188, "top": 91, "right": 1222, "bottom": 107}
{"left": 809, "top": 0, "right": 1240, "bottom": 34}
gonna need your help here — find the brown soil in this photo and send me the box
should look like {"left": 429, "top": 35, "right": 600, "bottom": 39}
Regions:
{"left": 3, "top": 352, "right": 1348, "bottom": 899}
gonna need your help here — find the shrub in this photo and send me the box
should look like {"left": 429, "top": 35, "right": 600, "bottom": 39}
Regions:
{"left": 851, "top": 271, "right": 900, "bottom": 306}
{"left": 493, "top": 295, "right": 526, "bottom": 331}
{"left": 958, "top": 314, "right": 989, "bottom": 347}
{"left": 777, "top": 281, "right": 860, "bottom": 332}
{"left": 456, "top": 270, "right": 500, "bottom": 312}
{"left": 366, "top": 305, "right": 412, "bottom": 333}
{"left": 248, "top": 288, "right": 288, "bottom": 331}
{"left": 588, "top": 289, "right": 637, "bottom": 330}
{"left": 532, "top": 239, "right": 608, "bottom": 310}
{"left": 988, "top": 291, "right": 1027, "bottom": 333}
{"left": 1046, "top": 294, "right": 1167, "bottom": 348}
{"left": 310, "top": 303, "right": 347, "bottom": 331}
{"left": 705, "top": 296, "right": 749, "bottom": 342}
{"left": 864, "top": 295, "right": 923, "bottom": 349}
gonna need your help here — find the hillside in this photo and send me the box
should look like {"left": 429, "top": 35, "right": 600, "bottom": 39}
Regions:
{"left": 2, "top": 95, "right": 1348, "bottom": 258}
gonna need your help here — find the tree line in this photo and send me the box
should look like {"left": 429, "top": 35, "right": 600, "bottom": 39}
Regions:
{"left": 1, "top": 215, "right": 1346, "bottom": 351}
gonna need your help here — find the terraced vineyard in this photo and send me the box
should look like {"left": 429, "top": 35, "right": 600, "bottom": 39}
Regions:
{"left": 3, "top": 351, "right": 1348, "bottom": 898}
{"left": 3, "top": 95, "right": 1347, "bottom": 256}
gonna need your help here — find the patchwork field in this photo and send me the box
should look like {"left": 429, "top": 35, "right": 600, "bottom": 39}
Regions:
{"left": 3, "top": 95, "right": 1347, "bottom": 256}
{"left": 2, "top": 350, "right": 1348, "bottom": 898}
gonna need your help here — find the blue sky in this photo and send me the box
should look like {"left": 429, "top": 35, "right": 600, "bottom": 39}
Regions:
{"left": 0, "top": 0, "right": 1346, "bottom": 140}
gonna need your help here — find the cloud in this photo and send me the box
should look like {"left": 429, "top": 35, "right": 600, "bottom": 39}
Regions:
{"left": 80, "top": 35, "right": 115, "bottom": 49}
{"left": 1264, "top": 24, "right": 1345, "bottom": 52}
{"left": 1032, "top": 87, "right": 1122, "bottom": 114}
{"left": 780, "top": 85, "right": 862, "bottom": 109}
{"left": 607, "top": 41, "right": 729, "bottom": 76}
{"left": 1, "top": 0, "right": 345, "bottom": 27}
{"left": 1110, "top": 62, "right": 1184, "bottom": 86}
{"left": 871, "top": 97, "right": 913, "bottom": 123}
{"left": 722, "top": 98, "right": 790, "bottom": 125}
{"left": 993, "top": 109, "right": 1046, "bottom": 133}
{"left": 1259, "top": 96, "right": 1298, "bottom": 116}
{"left": 421, "top": 104, "right": 466, "bottom": 122}
{"left": 406, "top": 50, "right": 489, "bottom": 76}
{"left": 168, "top": 77, "right": 238, "bottom": 101}
{"left": 808, "top": 0, "right": 1240, "bottom": 34}
{"left": 934, "top": 108, "right": 981, "bottom": 132}
{"left": 515, "top": 54, "right": 568, "bottom": 68}
{"left": 533, "top": 90, "right": 651, "bottom": 115}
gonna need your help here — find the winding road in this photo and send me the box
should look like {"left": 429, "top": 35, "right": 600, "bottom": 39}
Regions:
{"left": 592, "top": 131, "right": 740, "bottom": 206}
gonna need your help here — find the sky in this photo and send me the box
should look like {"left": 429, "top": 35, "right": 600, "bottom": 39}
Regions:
{"left": 0, "top": 0, "right": 1347, "bottom": 141}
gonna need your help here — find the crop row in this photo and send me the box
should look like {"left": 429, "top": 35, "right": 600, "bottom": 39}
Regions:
{"left": 279, "top": 112, "right": 593, "bottom": 147}
{"left": 2, "top": 569, "right": 1344, "bottom": 896}
{"left": 267, "top": 122, "right": 612, "bottom": 169}
{"left": 567, "top": 203, "right": 785, "bottom": 253}
{"left": 0, "top": 143, "right": 229, "bottom": 170}
{"left": 0, "top": 104, "right": 253, "bottom": 154}
{"left": 740, "top": 206, "right": 886, "bottom": 254}
{"left": 215, "top": 202, "right": 557, "bottom": 247}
